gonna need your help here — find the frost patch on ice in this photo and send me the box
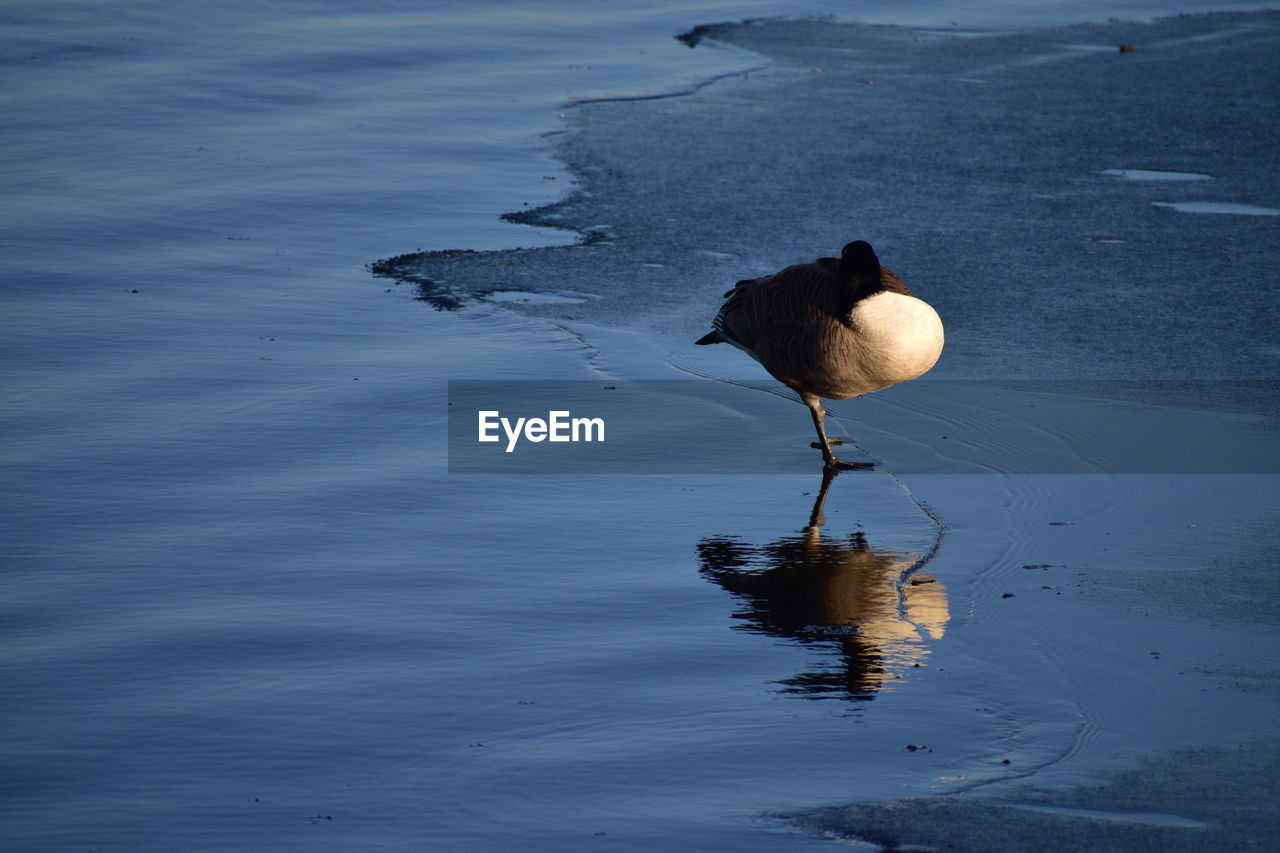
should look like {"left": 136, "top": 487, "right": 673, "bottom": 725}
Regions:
{"left": 482, "top": 290, "right": 594, "bottom": 304}
{"left": 1152, "top": 201, "right": 1280, "bottom": 216}
{"left": 1102, "top": 169, "right": 1214, "bottom": 181}
{"left": 1004, "top": 803, "right": 1211, "bottom": 829}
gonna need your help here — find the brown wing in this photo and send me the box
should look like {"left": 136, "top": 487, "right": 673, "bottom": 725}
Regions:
{"left": 711, "top": 261, "right": 845, "bottom": 355}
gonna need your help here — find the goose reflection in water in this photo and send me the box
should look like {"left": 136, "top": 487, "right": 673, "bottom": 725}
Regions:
{"left": 698, "top": 469, "right": 948, "bottom": 702}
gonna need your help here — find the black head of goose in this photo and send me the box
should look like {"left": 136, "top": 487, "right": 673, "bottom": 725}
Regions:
{"left": 696, "top": 240, "right": 943, "bottom": 471}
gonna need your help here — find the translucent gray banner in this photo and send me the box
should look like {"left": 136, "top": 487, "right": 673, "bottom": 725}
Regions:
{"left": 447, "top": 380, "right": 1280, "bottom": 474}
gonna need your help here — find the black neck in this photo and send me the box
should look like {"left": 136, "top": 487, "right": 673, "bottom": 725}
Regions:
{"left": 838, "top": 241, "right": 883, "bottom": 310}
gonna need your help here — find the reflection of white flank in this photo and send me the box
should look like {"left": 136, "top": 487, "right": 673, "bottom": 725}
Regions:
{"left": 850, "top": 570, "right": 950, "bottom": 679}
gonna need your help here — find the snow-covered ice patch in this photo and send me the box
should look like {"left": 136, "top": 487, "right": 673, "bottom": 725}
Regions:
{"left": 1102, "top": 168, "right": 1214, "bottom": 181}
{"left": 1152, "top": 201, "right": 1280, "bottom": 216}
{"left": 482, "top": 290, "right": 594, "bottom": 304}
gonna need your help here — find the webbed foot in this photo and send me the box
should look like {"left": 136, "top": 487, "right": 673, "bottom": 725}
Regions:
{"left": 824, "top": 457, "right": 875, "bottom": 472}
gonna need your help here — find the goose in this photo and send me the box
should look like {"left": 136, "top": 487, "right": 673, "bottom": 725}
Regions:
{"left": 696, "top": 240, "right": 943, "bottom": 470}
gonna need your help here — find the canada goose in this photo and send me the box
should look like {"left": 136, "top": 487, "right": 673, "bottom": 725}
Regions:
{"left": 696, "top": 241, "right": 943, "bottom": 470}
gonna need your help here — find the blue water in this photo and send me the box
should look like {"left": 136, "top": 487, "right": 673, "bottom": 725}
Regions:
{"left": 3, "top": 1, "right": 1276, "bottom": 850}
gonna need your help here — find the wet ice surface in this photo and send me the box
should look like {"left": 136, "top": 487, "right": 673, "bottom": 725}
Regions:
{"left": 447, "top": 378, "right": 1280, "bottom": 473}
{"left": 379, "top": 9, "right": 1280, "bottom": 850}
{"left": 5, "top": 3, "right": 1280, "bottom": 852}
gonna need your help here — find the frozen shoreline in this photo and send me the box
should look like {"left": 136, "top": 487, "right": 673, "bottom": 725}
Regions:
{"left": 390, "top": 10, "right": 1280, "bottom": 849}
{"left": 385, "top": 10, "right": 1280, "bottom": 378}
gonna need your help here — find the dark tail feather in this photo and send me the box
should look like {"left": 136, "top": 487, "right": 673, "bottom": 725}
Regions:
{"left": 695, "top": 331, "right": 724, "bottom": 345}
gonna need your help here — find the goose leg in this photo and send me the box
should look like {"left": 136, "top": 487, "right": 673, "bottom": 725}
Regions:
{"left": 805, "top": 466, "right": 839, "bottom": 530}
{"left": 804, "top": 394, "right": 873, "bottom": 471}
